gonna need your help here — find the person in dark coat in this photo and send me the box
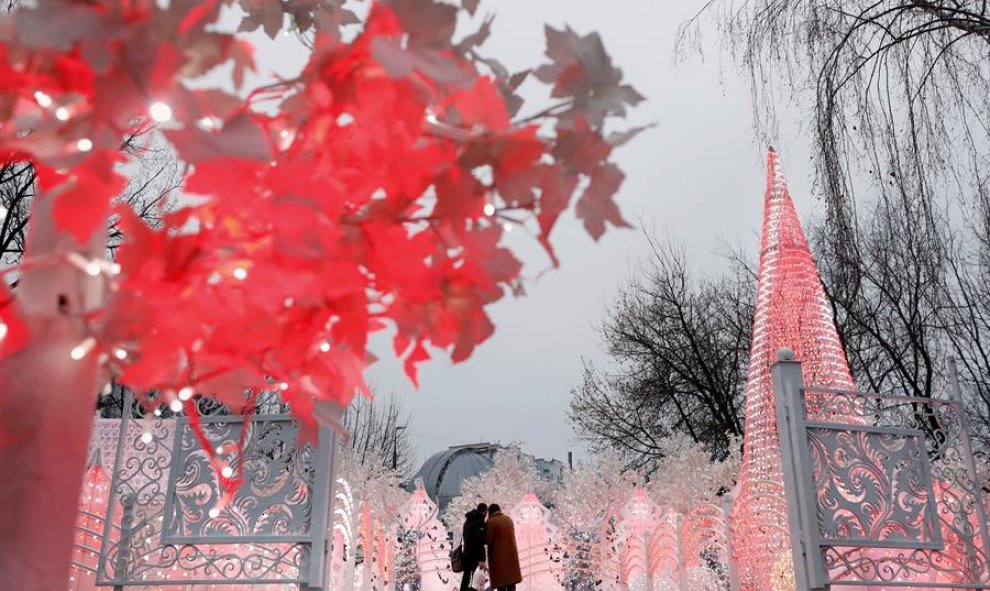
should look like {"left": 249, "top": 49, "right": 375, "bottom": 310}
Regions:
{"left": 483, "top": 503, "right": 522, "bottom": 591}
{"left": 460, "top": 503, "right": 488, "bottom": 591}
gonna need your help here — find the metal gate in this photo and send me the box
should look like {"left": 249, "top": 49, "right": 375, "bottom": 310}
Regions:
{"left": 773, "top": 351, "right": 990, "bottom": 589}
{"left": 96, "top": 391, "right": 339, "bottom": 589}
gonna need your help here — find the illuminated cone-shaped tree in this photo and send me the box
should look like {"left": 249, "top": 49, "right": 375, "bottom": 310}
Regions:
{"left": 729, "top": 148, "right": 856, "bottom": 591}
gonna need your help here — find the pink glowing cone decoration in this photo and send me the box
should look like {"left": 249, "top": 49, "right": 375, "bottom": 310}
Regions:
{"left": 730, "top": 148, "right": 855, "bottom": 591}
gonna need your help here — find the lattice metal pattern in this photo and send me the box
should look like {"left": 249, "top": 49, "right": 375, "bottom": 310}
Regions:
{"left": 96, "top": 394, "right": 331, "bottom": 588}
{"left": 731, "top": 148, "right": 857, "bottom": 591}
{"left": 801, "top": 388, "right": 990, "bottom": 588}
{"left": 162, "top": 416, "right": 315, "bottom": 542}
{"left": 806, "top": 425, "right": 940, "bottom": 547}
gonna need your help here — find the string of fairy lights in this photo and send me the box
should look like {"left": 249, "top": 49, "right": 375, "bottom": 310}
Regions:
{"left": 0, "top": 87, "right": 510, "bottom": 442}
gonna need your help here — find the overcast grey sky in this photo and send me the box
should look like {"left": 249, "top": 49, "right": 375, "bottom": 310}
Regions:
{"left": 240, "top": 1, "right": 822, "bottom": 467}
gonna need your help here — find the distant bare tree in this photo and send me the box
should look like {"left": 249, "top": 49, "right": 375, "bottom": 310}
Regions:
{"left": 343, "top": 393, "right": 414, "bottom": 476}
{"left": 1, "top": 128, "right": 182, "bottom": 267}
{"left": 569, "top": 238, "right": 751, "bottom": 471}
{"left": 681, "top": 1, "right": 990, "bottom": 258}
{"left": 576, "top": 190, "right": 990, "bottom": 468}
{"left": 815, "top": 191, "right": 945, "bottom": 388}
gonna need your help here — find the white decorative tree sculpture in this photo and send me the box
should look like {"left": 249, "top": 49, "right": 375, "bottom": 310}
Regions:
{"left": 444, "top": 446, "right": 545, "bottom": 531}
{"left": 396, "top": 481, "right": 456, "bottom": 591}
{"left": 509, "top": 492, "right": 565, "bottom": 591}
{"left": 552, "top": 452, "right": 635, "bottom": 591}
{"left": 616, "top": 488, "right": 665, "bottom": 591}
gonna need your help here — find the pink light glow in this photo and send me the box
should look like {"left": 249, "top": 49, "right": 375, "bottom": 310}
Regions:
{"left": 69, "top": 457, "right": 108, "bottom": 591}
{"left": 509, "top": 492, "right": 564, "bottom": 591}
{"left": 730, "top": 148, "right": 856, "bottom": 591}
{"left": 398, "top": 482, "right": 456, "bottom": 591}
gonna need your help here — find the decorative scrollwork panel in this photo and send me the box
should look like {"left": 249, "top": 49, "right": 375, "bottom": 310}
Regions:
{"left": 805, "top": 425, "right": 941, "bottom": 548}
{"left": 162, "top": 416, "right": 316, "bottom": 543}
{"left": 96, "top": 393, "right": 334, "bottom": 587}
{"left": 791, "top": 386, "right": 990, "bottom": 588}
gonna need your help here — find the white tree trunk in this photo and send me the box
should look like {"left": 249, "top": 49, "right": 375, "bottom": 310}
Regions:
{"left": 0, "top": 189, "right": 106, "bottom": 590}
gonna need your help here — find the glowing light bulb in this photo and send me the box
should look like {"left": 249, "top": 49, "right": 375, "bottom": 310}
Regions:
{"left": 55, "top": 106, "right": 70, "bottom": 121}
{"left": 208, "top": 507, "right": 220, "bottom": 519}
{"left": 140, "top": 431, "right": 153, "bottom": 444}
{"left": 113, "top": 347, "right": 128, "bottom": 360}
{"left": 279, "top": 381, "right": 289, "bottom": 391}
{"left": 84, "top": 259, "right": 101, "bottom": 276}
{"left": 177, "top": 386, "right": 194, "bottom": 401}
{"left": 198, "top": 117, "right": 215, "bottom": 129}
{"left": 221, "top": 466, "right": 233, "bottom": 478}
{"left": 149, "top": 101, "right": 172, "bottom": 123}
{"left": 232, "top": 267, "right": 248, "bottom": 280}
{"left": 153, "top": 408, "right": 162, "bottom": 417}
{"left": 319, "top": 341, "right": 331, "bottom": 353}
{"left": 76, "top": 138, "right": 93, "bottom": 152}
{"left": 483, "top": 203, "right": 496, "bottom": 216}
{"left": 215, "top": 445, "right": 224, "bottom": 454}
{"left": 170, "top": 399, "right": 183, "bottom": 413}
{"left": 0, "top": 322, "right": 7, "bottom": 341}
{"left": 70, "top": 337, "right": 96, "bottom": 360}
{"left": 34, "top": 91, "right": 52, "bottom": 107}
{"left": 503, "top": 222, "right": 513, "bottom": 232}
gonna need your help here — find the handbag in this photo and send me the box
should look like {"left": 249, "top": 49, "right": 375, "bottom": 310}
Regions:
{"left": 450, "top": 541, "right": 463, "bottom": 573}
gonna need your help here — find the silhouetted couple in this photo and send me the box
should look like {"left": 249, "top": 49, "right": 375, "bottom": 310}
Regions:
{"left": 460, "top": 502, "right": 522, "bottom": 591}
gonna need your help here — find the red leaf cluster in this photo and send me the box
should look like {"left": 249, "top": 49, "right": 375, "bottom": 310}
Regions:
{"left": 0, "top": 0, "right": 643, "bottom": 458}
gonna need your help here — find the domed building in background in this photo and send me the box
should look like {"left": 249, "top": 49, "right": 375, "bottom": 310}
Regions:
{"left": 410, "top": 443, "right": 565, "bottom": 513}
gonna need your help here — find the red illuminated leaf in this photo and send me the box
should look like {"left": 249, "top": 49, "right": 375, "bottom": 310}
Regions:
{"left": 575, "top": 163, "right": 630, "bottom": 240}
{"left": 165, "top": 113, "right": 272, "bottom": 164}
{"left": 52, "top": 154, "right": 126, "bottom": 243}
{"left": 554, "top": 116, "right": 612, "bottom": 175}
{"left": 403, "top": 340, "right": 431, "bottom": 387}
{"left": 538, "top": 163, "right": 579, "bottom": 238}
{"left": 0, "top": 0, "right": 641, "bottom": 480}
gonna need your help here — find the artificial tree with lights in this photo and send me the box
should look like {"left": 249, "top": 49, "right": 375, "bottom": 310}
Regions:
{"left": 647, "top": 434, "right": 739, "bottom": 514}
{"left": 509, "top": 492, "right": 566, "bottom": 591}
{"left": 331, "top": 445, "right": 409, "bottom": 591}
{"left": 396, "top": 482, "right": 456, "bottom": 591}
{"left": 0, "top": 1, "right": 643, "bottom": 589}
{"left": 552, "top": 451, "right": 636, "bottom": 591}
{"left": 69, "top": 452, "right": 110, "bottom": 591}
{"left": 729, "top": 148, "right": 858, "bottom": 591}
{"left": 443, "top": 445, "right": 549, "bottom": 531}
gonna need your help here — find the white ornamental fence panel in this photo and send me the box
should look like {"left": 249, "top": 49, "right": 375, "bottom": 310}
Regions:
{"left": 94, "top": 392, "right": 341, "bottom": 590}
{"left": 773, "top": 353, "right": 990, "bottom": 590}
